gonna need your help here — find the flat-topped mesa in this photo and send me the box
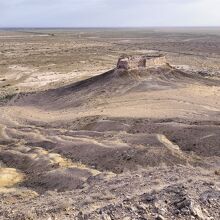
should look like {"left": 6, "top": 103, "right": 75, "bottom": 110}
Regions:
{"left": 117, "top": 55, "right": 167, "bottom": 70}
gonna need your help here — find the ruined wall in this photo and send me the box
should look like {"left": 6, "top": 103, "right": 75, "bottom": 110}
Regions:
{"left": 117, "top": 55, "right": 167, "bottom": 70}
{"left": 145, "top": 56, "right": 167, "bottom": 67}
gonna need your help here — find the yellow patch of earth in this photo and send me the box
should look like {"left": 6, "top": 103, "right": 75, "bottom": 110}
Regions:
{"left": 0, "top": 168, "right": 24, "bottom": 188}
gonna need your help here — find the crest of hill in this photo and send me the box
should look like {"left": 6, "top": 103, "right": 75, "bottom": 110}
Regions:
{"left": 14, "top": 54, "right": 210, "bottom": 110}
{"left": 117, "top": 54, "right": 167, "bottom": 70}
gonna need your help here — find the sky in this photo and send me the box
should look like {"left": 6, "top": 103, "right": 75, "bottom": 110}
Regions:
{"left": 0, "top": 0, "right": 220, "bottom": 27}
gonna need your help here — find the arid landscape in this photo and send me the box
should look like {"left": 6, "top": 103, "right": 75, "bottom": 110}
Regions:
{"left": 0, "top": 28, "right": 220, "bottom": 220}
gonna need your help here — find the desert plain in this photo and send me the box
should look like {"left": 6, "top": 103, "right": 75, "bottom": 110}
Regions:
{"left": 0, "top": 28, "right": 219, "bottom": 219}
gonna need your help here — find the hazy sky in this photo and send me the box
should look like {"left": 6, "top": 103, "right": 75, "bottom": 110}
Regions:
{"left": 1, "top": 0, "right": 220, "bottom": 27}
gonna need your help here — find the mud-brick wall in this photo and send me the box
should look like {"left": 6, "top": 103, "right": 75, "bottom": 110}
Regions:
{"left": 117, "top": 56, "right": 166, "bottom": 70}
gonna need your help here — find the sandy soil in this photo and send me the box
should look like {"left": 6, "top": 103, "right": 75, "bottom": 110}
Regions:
{"left": 0, "top": 28, "right": 219, "bottom": 220}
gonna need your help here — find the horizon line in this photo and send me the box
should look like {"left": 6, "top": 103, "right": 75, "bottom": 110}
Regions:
{"left": 1, "top": 26, "right": 220, "bottom": 29}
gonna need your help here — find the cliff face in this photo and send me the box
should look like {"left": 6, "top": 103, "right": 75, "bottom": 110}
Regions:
{"left": 117, "top": 55, "right": 167, "bottom": 70}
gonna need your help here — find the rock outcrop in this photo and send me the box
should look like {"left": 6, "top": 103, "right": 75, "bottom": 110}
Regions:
{"left": 117, "top": 55, "right": 167, "bottom": 70}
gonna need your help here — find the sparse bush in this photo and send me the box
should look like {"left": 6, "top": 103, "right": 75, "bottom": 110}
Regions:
{"left": 214, "top": 170, "right": 220, "bottom": 175}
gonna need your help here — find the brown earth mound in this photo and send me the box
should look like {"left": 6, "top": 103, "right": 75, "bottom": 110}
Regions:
{"left": 0, "top": 55, "right": 219, "bottom": 219}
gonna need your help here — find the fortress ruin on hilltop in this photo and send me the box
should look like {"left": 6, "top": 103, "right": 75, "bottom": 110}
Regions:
{"left": 117, "top": 54, "right": 167, "bottom": 70}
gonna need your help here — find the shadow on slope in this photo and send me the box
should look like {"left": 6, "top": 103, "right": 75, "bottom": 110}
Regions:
{"left": 11, "top": 65, "right": 219, "bottom": 110}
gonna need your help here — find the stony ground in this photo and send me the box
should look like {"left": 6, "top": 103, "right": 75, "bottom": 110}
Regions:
{"left": 0, "top": 28, "right": 219, "bottom": 220}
